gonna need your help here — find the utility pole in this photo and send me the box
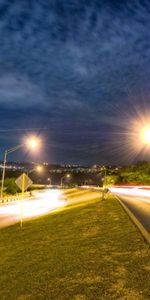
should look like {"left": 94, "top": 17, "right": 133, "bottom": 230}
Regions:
{"left": 1, "top": 150, "right": 7, "bottom": 201}
{"left": 102, "top": 167, "right": 107, "bottom": 200}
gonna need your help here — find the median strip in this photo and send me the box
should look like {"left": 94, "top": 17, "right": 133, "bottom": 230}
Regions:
{"left": 0, "top": 192, "right": 150, "bottom": 300}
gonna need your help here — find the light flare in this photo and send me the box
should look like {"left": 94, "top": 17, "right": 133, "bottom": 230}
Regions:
{"left": 100, "top": 103, "right": 150, "bottom": 163}
{"left": 23, "top": 135, "right": 42, "bottom": 151}
{"left": 141, "top": 126, "right": 150, "bottom": 145}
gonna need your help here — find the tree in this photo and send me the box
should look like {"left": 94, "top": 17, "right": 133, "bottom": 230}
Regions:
{"left": 4, "top": 178, "right": 20, "bottom": 195}
{"left": 106, "top": 175, "right": 122, "bottom": 186}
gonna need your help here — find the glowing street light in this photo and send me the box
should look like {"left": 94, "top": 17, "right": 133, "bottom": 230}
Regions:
{"left": 27, "top": 165, "right": 43, "bottom": 175}
{"left": 0, "top": 136, "right": 41, "bottom": 200}
{"left": 47, "top": 177, "right": 51, "bottom": 186}
{"left": 36, "top": 165, "right": 43, "bottom": 172}
{"left": 66, "top": 174, "right": 71, "bottom": 178}
{"left": 141, "top": 126, "right": 150, "bottom": 145}
{"left": 24, "top": 135, "right": 41, "bottom": 150}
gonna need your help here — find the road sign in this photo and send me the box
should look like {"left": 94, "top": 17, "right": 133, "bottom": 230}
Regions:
{"left": 15, "top": 173, "right": 33, "bottom": 192}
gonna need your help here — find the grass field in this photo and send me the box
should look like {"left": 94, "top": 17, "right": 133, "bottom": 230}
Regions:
{"left": 0, "top": 189, "right": 150, "bottom": 300}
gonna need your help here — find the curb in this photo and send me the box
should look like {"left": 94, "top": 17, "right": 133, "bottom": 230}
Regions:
{"left": 117, "top": 197, "right": 150, "bottom": 246}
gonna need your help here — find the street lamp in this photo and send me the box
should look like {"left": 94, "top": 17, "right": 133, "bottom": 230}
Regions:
{"left": 47, "top": 177, "right": 51, "bottom": 186}
{"left": 27, "top": 165, "right": 43, "bottom": 175}
{"left": 103, "top": 167, "right": 107, "bottom": 190}
{"left": 0, "top": 136, "right": 40, "bottom": 200}
{"left": 25, "top": 136, "right": 40, "bottom": 150}
{"left": 100, "top": 166, "right": 107, "bottom": 200}
{"left": 61, "top": 174, "right": 71, "bottom": 187}
{"left": 140, "top": 126, "right": 150, "bottom": 145}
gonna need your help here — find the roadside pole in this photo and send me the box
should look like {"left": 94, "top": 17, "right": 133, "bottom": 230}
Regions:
{"left": 20, "top": 173, "right": 25, "bottom": 228}
{"left": 102, "top": 167, "right": 107, "bottom": 200}
{"left": 15, "top": 173, "right": 33, "bottom": 228}
{"left": 1, "top": 150, "right": 7, "bottom": 202}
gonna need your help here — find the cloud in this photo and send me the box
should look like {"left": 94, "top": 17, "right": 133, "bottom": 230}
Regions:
{"left": 0, "top": 73, "right": 44, "bottom": 107}
{"left": 0, "top": 0, "right": 150, "bottom": 162}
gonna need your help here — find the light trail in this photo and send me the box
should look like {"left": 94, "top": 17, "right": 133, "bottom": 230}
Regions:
{"left": 0, "top": 189, "right": 66, "bottom": 228}
{"left": 0, "top": 189, "right": 101, "bottom": 228}
{"left": 109, "top": 186, "right": 150, "bottom": 200}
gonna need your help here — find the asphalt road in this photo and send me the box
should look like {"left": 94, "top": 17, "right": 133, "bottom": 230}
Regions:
{"left": 110, "top": 187, "right": 150, "bottom": 233}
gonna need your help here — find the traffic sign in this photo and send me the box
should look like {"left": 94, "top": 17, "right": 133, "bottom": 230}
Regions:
{"left": 15, "top": 173, "right": 33, "bottom": 192}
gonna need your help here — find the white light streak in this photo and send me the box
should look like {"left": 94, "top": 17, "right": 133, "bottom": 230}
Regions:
{"left": 0, "top": 190, "right": 66, "bottom": 223}
{"left": 109, "top": 186, "right": 150, "bottom": 199}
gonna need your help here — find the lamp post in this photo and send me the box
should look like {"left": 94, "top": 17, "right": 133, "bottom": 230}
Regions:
{"left": 1, "top": 144, "right": 23, "bottom": 200}
{"left": 1, "top": 137, "right": 40, "bottom": 201}
{"left": 101, "top": 166, "right": 107, "bottom": 200}
{"left": 103, "top": 167, "right": 107, "bottom": 190}
{"left": 47, "top": 177, "right": 51, "bottom": 185}
{"left": 61, "top": 174, "right": 70, "bottom": 187}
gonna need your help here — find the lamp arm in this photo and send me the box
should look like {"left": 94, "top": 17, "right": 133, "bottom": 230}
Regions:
{"left": 7, "top": 144, "right": 24, "bottom": 154}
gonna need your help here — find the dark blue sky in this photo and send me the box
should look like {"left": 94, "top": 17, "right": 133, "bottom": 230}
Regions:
{"left": 0, "top": 0, "right": 150, "bottom": 164}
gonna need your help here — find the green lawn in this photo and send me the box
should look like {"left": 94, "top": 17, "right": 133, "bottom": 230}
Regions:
{"left": 0, "top": 191, "right": 150, "bottom": 300}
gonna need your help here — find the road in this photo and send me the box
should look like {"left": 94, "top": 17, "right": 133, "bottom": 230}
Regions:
{"left": 0, "top": 189, "right": 66, "bottom": 228}
{"left": 0, "top": 188, "right": 101, "bottom": 229}
{"left": 4, "top": 186, "right": 149, "bottom": 232}
{"left": 110, "top": 186, "right": 150, "bottom": 233}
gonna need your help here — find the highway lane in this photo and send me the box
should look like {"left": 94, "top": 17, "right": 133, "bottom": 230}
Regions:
{"left": 110, "top": 187, "right": 150, "bottom": 233}
{"left": 0, "top": 189, "right": 66, "bottom": 228}
{"left": 0, "top": 188, "right": 99, "bottom": 229}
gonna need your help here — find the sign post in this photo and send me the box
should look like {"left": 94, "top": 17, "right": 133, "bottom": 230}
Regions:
{"left": 15, "top": 173, "right": 33, "bottom": 228}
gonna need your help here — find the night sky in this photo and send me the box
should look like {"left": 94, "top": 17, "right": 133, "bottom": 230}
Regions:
{"left": 0, "top": 0, "right": 150, "bottom": 165}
